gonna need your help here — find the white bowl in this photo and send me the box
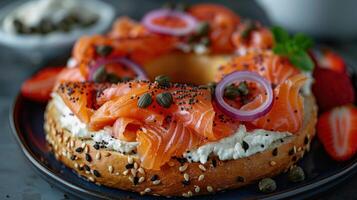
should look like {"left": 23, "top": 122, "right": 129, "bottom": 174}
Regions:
{"left": 0, "top": 0, "right": 115, "bottom": 58}
{"left": 256, "top": 0, "right": 357, "bottom": 40}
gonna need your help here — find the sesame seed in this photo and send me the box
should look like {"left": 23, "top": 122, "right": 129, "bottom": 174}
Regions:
{"left": 84, "top": 145, "right": 89, "bottom": 153}
{"left": 115, "top": 172, "right": 120, "bottom": 176}
{"left": 183, "top": 173, "right": 189, "bottom": 181}
{"left": 85, "top": 154, "right": 92, "bottom": 162}
{"left": 83, "top": 165, "right": 90, "bottom": 171}
{"left": 138, "top": 168, "right": 145, "bottom": 175}
{"left": 198, "top": 164, "right": 206, "bottom": 171}
{"left": 128, "top": 157, "right": 134, "bottom": 164}
{"left": 270, "top": 161, "right": 276, "bottom": 166}
{"left": 198, "top": 174, "right": 205, "bottom": 181}
{"left": 187, "top": 191, "right": 193, "bottom": 197}
{"left": 129, "top": 176, "right": 134, "bottom": 183}
{"left": 152, "top": 180, "right": 161, "bottom": 185}
{"left": 95, "top": 152, "right": 101, "bottom": 160}
{"left": 70, "top": 155, "right": 76, "bottom": 161}
{"left": 93, "top": 170, "right": 101, "bottom": 177}
{"left": 182, "top": 193, "right": 189, "bottom": 197}
{"left": 179, "top": 164, "right": 188, "bottom": 172}
{"left": 194, "top": 185, "right": 200, "bottom": 193}
{"left": 272, "top": 148, "right": 278, "bottom": 156}
{"left": 134, "top": 162, "right": 138, "bottom": 169}
{"left": 70, "top": 140, "right": 75, "bottom": 148}
{"left": 125, "top": 163, "right": 134, "bottom": 169}
{"left": 207, "top": 186, "right": 213, "bottom": 192}
{"left": 150, "top": 174, "right": 159, "bottom": 181}
{"left": 144, "top": 188, "right": 151, "bottom": 193}
{"left": 131, "top": 169, "right": 137, "bottom": 176}
{"left": 75, "top": 147, "right": 83, "bottom": 153}
{"left": 104, "top": 152, "right": 111, "bottom": 157}
{"left": 123, "top": 170, "right": 129, "bottom": 176}
{"left": 81, "top": 143, "right": 86, "bottom": 149}
{"left": 85, "top": 170, "right": 91, "bottom": 175}
{"left": 108, "top": 166, "right": 113, "bottom": 173}
{"left": 62, "top": 150, "right": 67, "bottom": 157}
{"left": 237, "top": 176, "right": 245, "bottom": 183}
{"left": 139, "top": 177, "right": 145, "bottom": 183}
{"left": 297, "top": 147, "right": 302, "bottom": 152}
{"left": 74, "top": 163, "right": 79, "bottom": 169}
{"left": 88, "top": 177, "right": 95, "bottom": 182}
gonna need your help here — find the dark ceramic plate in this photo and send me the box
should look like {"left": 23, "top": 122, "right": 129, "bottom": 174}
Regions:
{"left": 10, "top": 93, "right": 357, "bottom": 200}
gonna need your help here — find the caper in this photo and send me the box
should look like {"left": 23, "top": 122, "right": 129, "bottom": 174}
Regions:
{"left": 155, "top": 75, "right": 171, "bottom": 87}
{"left": 93, "top": 66, "right": 108, "bottom": 83}
{"left": 258, "top": 178, "right": 277, "bottom": 193}
{"left": 237, "top": 81, "right": 249, "bottom": 96}
{"left": 156, "top": 92, "right": 173, "bottom": 108}
{"left": 224, "top": 84, "right": 240, "bottom": 99}
{"left": 96, "top": 45, "right": 113, "bottom": 57}
{"left": 196, "top": 22, "right": 210, "bottom": 36}
{"left": 137, "top": 93, "right": 153, "bottom": 108}
{"left": 107, "top": 73, "right": 121, "bottom": 83}
{"left": 288, "top": 166, "right": 305, "bottom": 182}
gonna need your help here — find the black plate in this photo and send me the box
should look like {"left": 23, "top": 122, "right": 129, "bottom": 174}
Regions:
{"left": 10, "top": 93, "right": 357, "bottom": 200}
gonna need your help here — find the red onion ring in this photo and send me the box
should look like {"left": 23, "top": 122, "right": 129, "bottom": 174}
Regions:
{"left": 142, "top": 9, "right": 198, "bottom": 36}
{"left": 215, "top": 71, "right": 274, "bottom": 121}
{"left": 89, "top": 57, "right": 148, "bottom": 81}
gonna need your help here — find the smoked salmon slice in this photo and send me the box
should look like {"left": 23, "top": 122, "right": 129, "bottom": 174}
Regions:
{"left": 241, "top": 74, "right": 307, "bottom": 132}
{"left": 215, "top": 51, "right": 299, "bottom": 87}
{"left": 137, "top": 121, "right": 205, "bottom": 170}
{"left": 56, "top": 82, "right": 110, "bottom": 123}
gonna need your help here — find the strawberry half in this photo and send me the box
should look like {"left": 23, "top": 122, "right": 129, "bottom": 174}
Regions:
{"left": 317, "top": 105, "right": 357, "bottom": 161}
{"left": 21, "top": 67, "right": 64, "bottom": 102}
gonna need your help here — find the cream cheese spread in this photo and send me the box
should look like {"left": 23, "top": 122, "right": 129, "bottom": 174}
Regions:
{"left": 184, "top": 125, "right": 291, "bottom": 164}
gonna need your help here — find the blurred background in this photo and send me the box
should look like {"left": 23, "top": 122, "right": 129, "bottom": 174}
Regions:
{"left": 0, "top": 0, "right": 356, "bottom": 199}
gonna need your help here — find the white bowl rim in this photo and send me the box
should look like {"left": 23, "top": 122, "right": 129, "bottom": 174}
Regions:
{"left": 0, "top": 0, "right": 115, "bottom": 49}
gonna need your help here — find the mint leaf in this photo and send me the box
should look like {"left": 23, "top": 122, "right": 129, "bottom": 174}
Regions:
{"left": 288, "top": 50, "right": 314, "bottom": 71}
{"left": 293, "top": 33, "right": 314, "bottom": 50}
{"left": 273, "top": 44, "right": 289, "bottom": 55}
{"left": 272, "top": 26, "right": 290, "bottom": 43}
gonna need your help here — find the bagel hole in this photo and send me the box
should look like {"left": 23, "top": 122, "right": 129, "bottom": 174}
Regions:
{"left": 143, "top": 53, "right": 230, "bottom": 85}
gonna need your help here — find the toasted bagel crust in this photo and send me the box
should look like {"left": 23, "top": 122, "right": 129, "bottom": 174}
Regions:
{"left": 44, "top": 95, "right": 317, "bottom": 197}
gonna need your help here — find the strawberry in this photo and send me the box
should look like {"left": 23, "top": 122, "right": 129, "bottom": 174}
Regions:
{"left": 312, "top": 48, "right": 346, "bottom": 73}
{"left": 312, "top": 67, "right": 355, "bottom": 112}
{"left": 21, "top": 67, "right": 64, "bottom": 102}
{"left": 317, "top": 105, "right": 357, "bottom": 161}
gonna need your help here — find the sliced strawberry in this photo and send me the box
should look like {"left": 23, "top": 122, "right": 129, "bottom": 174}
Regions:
{"left": 317, "top": 105, "right": 357, "bottom": 161}
{"left": 21, "top": 67, "right": 64, "bottom": 102}
{"left": 312, "top": 67, "right": 355, "bottom": 112}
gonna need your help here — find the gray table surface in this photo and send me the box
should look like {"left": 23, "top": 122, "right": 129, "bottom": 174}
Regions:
{"left": 1, "top": 0, "right": 357, "bottom": 199}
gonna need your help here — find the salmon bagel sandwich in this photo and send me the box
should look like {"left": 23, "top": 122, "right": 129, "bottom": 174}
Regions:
{"left": 37, "top": 3, "right": 318, "bottom": 197}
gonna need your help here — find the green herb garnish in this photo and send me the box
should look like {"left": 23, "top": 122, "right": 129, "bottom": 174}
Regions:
{"left": 271, "top": 26, "right": 314, "bottom": 71}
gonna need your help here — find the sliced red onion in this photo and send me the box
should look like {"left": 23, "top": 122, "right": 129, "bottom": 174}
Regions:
{"left": 142, "top": 9, "right": 198, "bottom": 36}
{"left": 215, "top": 71, "right": 274, "bottom": 121}
{"left": 89, "top": 57, "right": 148, "bottom": 81}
